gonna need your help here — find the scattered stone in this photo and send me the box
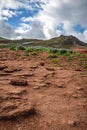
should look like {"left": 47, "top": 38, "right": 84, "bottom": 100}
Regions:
{"left": 15, "top": 73, "right": 34, "bottom": 78}
{"left": 8, "top": 95, "right": 21, "bottom": 99}
{"left": 43, "top": 74, "right": 50, "bottom": 78}
{"left": 46, "top": 82, "right": 51, "bottom": 85}
{"left": 57, "top": 85, "right": 64, "bottom": 88}
{"left": 10, "top": 79, "right": 28, "bottom": 86}
{"left": 46, "top": 67, "right": 55, "bottom": 71}
{"left": 68, "top": 120, "right": 77, "bottom": 127}
{"left": 39, "top": 62, "right": 44, "bottom": 66}
{"left": 76, "top": 87, "right": 83, "bottom": 91}
{"left": 72, "top": 95, "right": 78, "bottom": 98}
{"left": 30, "top": 65, "right": 38, "bottom": 69}
{"left": 8, "top": 89, "right": 26, "bottom": 96}
{"left": 55, "top": 82, "right": 65, "bottom": 88}
{"left": 33, "top": 83, "right": 47, "bottom": 89}
{"left": 0, "top": 64, "right": 7, "bottom": 70}
{"left": 4, "top": 67, "right": 21, "bottom": 73}
{"left": 21, "top": 73, "right": 34, "bottom": 77}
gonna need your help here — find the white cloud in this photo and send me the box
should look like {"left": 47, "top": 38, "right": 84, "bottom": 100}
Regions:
{"left": 0, "top": 21, "right": 17, "bottom": 39}
{"left": 0, "top": 0, "right": 42, "bottom": 20}
{"left": 0, "top": 0, "right": 87, "bottom": 42}
{"left": 17, "top": 0, "right": 87, "bottom": 42}
{"left": 16, "top": 20, "right": 45, "bottom": 39}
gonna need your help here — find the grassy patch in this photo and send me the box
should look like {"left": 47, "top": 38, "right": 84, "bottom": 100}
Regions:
{"left": 31, "top": 52, "right": 37, "bottom": 55}
{"left": 25, "top": 47, "right": 34, "bottom": 53}
{"left": 83, "top": 64, "right": 87, "bottom": 70}
{"left": 51, "top": 59, "right": 59, "bottom": 64}
{"left": 48, "top": 53, "right": 58, "bottom": 58}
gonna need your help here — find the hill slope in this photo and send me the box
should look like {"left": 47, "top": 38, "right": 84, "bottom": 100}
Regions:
{"left": 0, "top": 35, "right": 87, "bottom": 49}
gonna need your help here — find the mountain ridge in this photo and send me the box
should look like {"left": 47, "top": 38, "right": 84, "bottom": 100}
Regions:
{"left": 0, "top": 35, "right": 87, "bottom": 49}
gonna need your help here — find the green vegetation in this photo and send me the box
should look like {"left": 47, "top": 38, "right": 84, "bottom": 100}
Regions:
{"left": 48, "top": 53, "right": 58, "bottom": 58}
{"left": 83, "top": 64, "right": 87, "bottom": 69}
{"left": 0, "top": 44, "right": 10, "bottom": 48}
{"left": 9, "top": 45, "right": 75, "bottom": 58}
{"left": 31, "top": 52, "right": 37, "bottom": 55}
{"left": 51, "top": 59, "right": 59, "bottom": 64}
{"left": 25, "top": 47, "right": 34, "bottom": 53}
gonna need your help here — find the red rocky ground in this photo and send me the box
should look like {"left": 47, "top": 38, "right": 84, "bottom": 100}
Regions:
{"left": 0, "top": 48, "right": 87, "bottom": 130}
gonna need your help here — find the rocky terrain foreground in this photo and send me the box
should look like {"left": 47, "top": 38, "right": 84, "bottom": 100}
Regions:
{"left": 0, "top": 48, "right": 87, "bottom": 130}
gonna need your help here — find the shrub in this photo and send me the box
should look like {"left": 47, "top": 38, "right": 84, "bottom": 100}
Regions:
{"left": 31, "top": 52, "right": 37, "bottom": 55}
{"left": 10, "top": 46, "right": 16, "bottom": 50}
{"left": 49, "top": 49, "right": 59, "bottom": 54}
{"left": 59, "top": 49, "right": 68, "bottom": 55}
{"left": 48, "top": 53, "right": 58, "bottom": 58}
{"left": 18, "top": 46, "right": 25, "bottom": 50}
{"left": 25, "top": 47, "right": 34, "bottom": 53}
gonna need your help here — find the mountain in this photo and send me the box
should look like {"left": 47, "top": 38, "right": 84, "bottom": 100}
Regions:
{"left": 0, "top": 35, "right": 87, "bottom": 49}
{"left": 26, "top": 35, "right": 87, "bottom": 48}
{"left": 45, "top": 35, "right": 87, "bottom": 48}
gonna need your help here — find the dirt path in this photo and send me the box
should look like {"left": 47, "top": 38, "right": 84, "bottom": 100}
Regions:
{"left": 0, "top": 49, "right": 87, "bottom": 130}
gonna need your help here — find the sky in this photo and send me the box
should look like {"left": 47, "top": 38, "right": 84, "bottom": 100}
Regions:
{"left": 0, "top": 0, "right": 87, "bottom": 43}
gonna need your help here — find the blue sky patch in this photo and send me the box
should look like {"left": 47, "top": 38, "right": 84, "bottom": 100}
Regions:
{"left": 73, "top": 25, "right": 85, "bottom": 33}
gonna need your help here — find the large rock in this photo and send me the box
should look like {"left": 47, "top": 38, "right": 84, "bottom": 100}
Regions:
{"left": 0, "top": 102, "right": 35, "bottom": 120}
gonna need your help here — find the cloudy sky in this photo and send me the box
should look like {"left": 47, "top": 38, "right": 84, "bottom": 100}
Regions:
{"left": 0, "top": 0, "right": 87, "bottom": 42}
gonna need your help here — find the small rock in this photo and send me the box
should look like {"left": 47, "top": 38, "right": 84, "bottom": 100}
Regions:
{"left": 75, "top": 68, "right": 81, "bottom": 71}
{"left": 0, "top": 64, "right": 7, "bottom": 70}
{"left": 10, "top": 79, "right": 28, "bottom": 86}
{"left": 46, "top": 67, "right": 55, "bottom": 71}
{"left": 9, "top": 95, "right": 21, "bottom": 99}
{"left": 23, "top": 73, "right": 33, "bottom": 77}
{"left": 33, "top": 86, "right": 40, "bottom": 89}
{"left": 8, "top": 89, "right": 26, "bottom": 96}
{"left": 33, "top": 83, "right": 47, "bottom": 89}
{"left": 68, "top": 120, "right": 77, "bottom": 127}
{"left": 16, "top": 73, "right": 34, "bottom": 77}
{"left": 33, "top": 84, "right": 47, "bottom": 89}
{"left": 55, "top": 82, "right": 64, "bottom": 88}
{"left": 57, "top": 85, "right": 64, "bottom": 88}
{"left": 72, "top": 95, "right": 78, "bottom": 98}
{"left": 40, "top": 62, "right": 44, "bottom": 66}
{"left": 30, "top": 65, "right": 38, "bottom": 69}
{"left": 46, "top": 82, "right": 51, "bottom": 85}
{"left": 76, "top": 87, "right": 83, "bottom": 91}
{"left": 4, "top": 67, "right": 21, "bottom": 73}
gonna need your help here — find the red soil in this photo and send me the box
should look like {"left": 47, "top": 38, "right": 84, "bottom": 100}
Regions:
{"left": 0, "top": 48, "right": 87, "bottom": 130}
{"left": 74, "top": 48, "right": 87, "bottom": 54}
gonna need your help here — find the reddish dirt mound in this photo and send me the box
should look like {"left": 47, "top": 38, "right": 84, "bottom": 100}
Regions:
{"left": 0, "top": 48, "right": 87, "bottom": 130}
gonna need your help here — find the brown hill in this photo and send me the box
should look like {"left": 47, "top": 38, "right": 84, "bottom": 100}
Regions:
{"left": 0, "top": 35, "right": 87, "bottom": 49}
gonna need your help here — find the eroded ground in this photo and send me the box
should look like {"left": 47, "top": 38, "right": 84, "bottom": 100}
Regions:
{"left": 0, "top": 48, "right": 87, "bottom": 130}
